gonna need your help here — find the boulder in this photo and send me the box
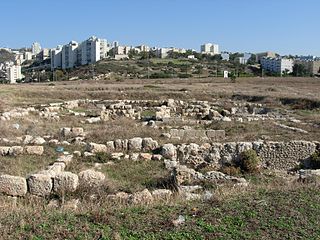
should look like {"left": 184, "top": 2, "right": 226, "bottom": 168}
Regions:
{"left": 27, "top": 174, "right": 53, "bottom": 196}
{"left": 87, "top": 143, "right": 108, "bottom": 153}
{"left": 161, "top": 144, "right": 177, "bottom": 160}
{"left": 31, "top": 137, "right": 46, "bottom": 145}
{"left": 152, "top": 189, "right": 172, "bottom": 202}
{"left": 0, "top": 175, "right": 27, "bottom": 196}
{"left": 130, "top": 189, "right": 153, "bottom": 205}
{"left": 142, "top": 138, "right": 158, "bottom": 151}
{"left": 0, "top": 147, "right": 10, "bottom": 156}
{"left": 128, "top": 138, "right": 143, "bottom": 152}
{"left": 53, "top": 172, "right": 79, "bottom": 194}
{"left": 25, "top": 146, "right": 44, "bottom": 155}
{"left": 8, "top": 146, "right": 23, "bottom": 156}
{"left": 78, "top": 169, "right": 105, "bottom": 187}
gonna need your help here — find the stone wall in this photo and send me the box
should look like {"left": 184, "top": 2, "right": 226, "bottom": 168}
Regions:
{"left": 163, "top": 141, "right": 319, "bottom": 171}
{"left": 170, "top": 129, "right": 225, "bottom": 141}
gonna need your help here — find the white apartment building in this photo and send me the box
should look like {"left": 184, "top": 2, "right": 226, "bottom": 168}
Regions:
{"left": 78, "top": 36, "right": 102, "bottom": 65}
{"left": 50, "top": 45, "right": 63, "bottom": 70}
{"left": 201, "top": 43, "right": 219, "bottom": 55}
{"left": 51, "top": 36, "right": 109, "bottom": 70}
{"left": 136, "top": 45, "right": 150, "bottom": 52}
{"left": 32, "top": 42, "right": 42, "bottom": 55}
{"left": 6, "top": 65, "right": 22, "bottom": 84}
{"left": 62, "top": 41, "right": 78, "bottom": 70}
{"left": 24, "top": 52, "right": 33, "bottom": 61}
{"left": 260, "top": 57, "right": 294, "bottom": 74}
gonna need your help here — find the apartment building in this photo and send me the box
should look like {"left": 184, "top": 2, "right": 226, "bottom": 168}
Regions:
{"left": 256, "top": 51, "right": 276, "bottom": 62}
{"left": 6, "top": 65, "right": 22, "bottom": 84}
{"left": 295, "top": 60, "right": 320, "bottom": 75}
{"left": 62, "top": 41, "right": 78, "bottom": 69}
{"left": 32, "top": 42, "right": 42, "bottom": 55}
{"left": 50, "top": 45, "right": 63, "bottom": 70}
{"left": 260, "top": 57, "right": 293, "bottom": 74}
{"left": 51, "top": 36, "right": 109, "bottom": 70}
{"left": 201, "top": 43, "right": 219, "bottom": 55}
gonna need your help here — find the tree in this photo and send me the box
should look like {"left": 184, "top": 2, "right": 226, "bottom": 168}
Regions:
{"left": 195, "top": 64, "right": 203, "bottom": 78}
{"left": 292, "top": 64, "right": 309, "bottom": 77}
{"left": 128, "top": 49, "right": 138, "bottom": 59}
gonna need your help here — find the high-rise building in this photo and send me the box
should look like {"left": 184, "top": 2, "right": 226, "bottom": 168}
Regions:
{"left": 6, "top": 65, "right": 22, "bottom": 84}
{"left": 32, "top": 42, "right": 42, "bottom": 55}
{"left": 50, "top": 45, "right": 63, "bottom": 70}
{"left": 78, "top": 36, "right": 101, "bottom": 65}
{"left": 201, "top": 43, "right": 219, "bottom": 55}
{"left": 62, "top": 41, "right": 78, "bottom": 69}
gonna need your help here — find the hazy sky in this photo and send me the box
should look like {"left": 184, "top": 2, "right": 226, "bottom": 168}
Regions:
{"left": 1, "top": 0, "right": 319, "bottom": 56}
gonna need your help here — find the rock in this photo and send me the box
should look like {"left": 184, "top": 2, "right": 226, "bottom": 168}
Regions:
{"left": 12, "top": 123, "right": 20, "bottom": 130}
{"left": 84, "top": 152, "right": 95, "bottom": 157}
{"left": 142, "top": 138, "right": 158, "bottom": 151}
{"left": 172, "top": 215, "right": 185, "bottom": 227}
{"left": 27, "top": 174, "right": 53, "bottom": 196}
{"left": 0, "top": 175, "right": 27, "bottom": 196}
{"left": 47, "top": 162, "right": 66, "bottom": 172}
{"left": 53, "top": 172, "right": 79, "bottom": 194}
{"left": 130, "top": 189, "right": 153, "bottom": 205}
{"left": 73, "top": 151, "right": 81, "bottom": 157}
{"left": 87, "top": 143, "right": 108, "bottom": 153}
{"left": 107, "top": 192, "right": 130, "bottom": 204}
{"left": 61, "top": 199, "right": 80, "bottom": 211}
{"left": 0, "top": 147, "right": 10, "bottom": 156}
{"left": 23, "top": 135, "right": 33, "bottom": 144}
{"left": 130, "top": 153, "right": 139, "bottom": 161}
{"left": 25, "top": 146, "right": 44, "bottom": 155}
{"left": 139, "top": 153, "right": 152, "bottom": 161}
{"left": 222, "top": 116, "right": 232, "bottom": 122}
{"left": 161, "top": 144, "right": 177, "bottom": 160}
{"left": 78, "top": 169, "right": 105, "bottom": 187}
{"left": 128, "top": 138, "right": 143, "bottom": 152}
{"left": 85, "top": 117, "right": 101, "bottom": 124}
{"left": 8, "top": 146, "right": 23, "bottom": 156}
{"left": 47, "top": 199, "right": 60, "bottom": 209}
{"left": 71, "top": 127, "right": 84, "bottom": 136}
{"left": 152, "top": 154, "right": 163, "bottom": 161}
{"left": 152, "top": 189, "right": 172, "bottom": 202}
{"left": 31, "top": 137, "right": 46, "bottom": 145}
{"left": 164, "top": 160, "right": 178, "bottom": 170}
{"left": 183, "top": 192, "right": 202, "bottom": 201}
{"left": 160, "top": 133, "right": 171, "bottom": 139}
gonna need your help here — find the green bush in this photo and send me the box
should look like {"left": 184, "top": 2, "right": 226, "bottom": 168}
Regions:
{"left": 221, "top": 166, "right": 241, "bottom": 176}
{"left": 178, "top": 73, "right": 192, "bottom": 78}
{"left": 239, "top": 149, "right": 261, "bottom": 173}
{"left": 310, "top": 151, "right": 320, "bottom": 169}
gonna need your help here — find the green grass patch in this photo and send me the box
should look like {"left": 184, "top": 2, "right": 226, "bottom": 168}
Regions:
{"left": 100, "top": 160, "right": 170, "bottom": 192}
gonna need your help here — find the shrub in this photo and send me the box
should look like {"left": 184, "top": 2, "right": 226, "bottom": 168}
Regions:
{"left": 221, "top": 166, "right": 241, "bottom": 176}
{"left": 239, "top": 149, "right": 261, "bottom": 173}
{"left": 310, "top": 151, "right": 320, "bottom": 169}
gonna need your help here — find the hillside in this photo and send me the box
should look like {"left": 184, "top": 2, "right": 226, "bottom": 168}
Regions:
{"left": 0, "top": 49, "right": 14, "bottom": 63}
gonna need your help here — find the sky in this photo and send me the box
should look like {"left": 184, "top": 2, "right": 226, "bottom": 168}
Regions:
{"left": 1, "top": 0, "right": 319, "bottom": 56}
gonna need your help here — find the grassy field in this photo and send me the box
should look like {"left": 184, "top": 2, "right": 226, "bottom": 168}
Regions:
{"left": 0, "top": 184, "right": 319, "bottom": 239}
{"left": 0, "top": 76, "right": 320, "bottom": 239}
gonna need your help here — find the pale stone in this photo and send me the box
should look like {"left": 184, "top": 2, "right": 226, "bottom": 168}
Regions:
{"left": 27, "top": 174, "right": 53, "bottom": 196}
{"left": 0, "top": 175, "right": 27, "bottom": 196}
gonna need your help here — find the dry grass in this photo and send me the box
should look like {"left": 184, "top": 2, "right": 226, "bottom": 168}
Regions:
{"left": 86, "top": 117, "right": 162, "bottom": 143}
{"left": 0, "top": 146, "right": 57, "bottom": 176}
